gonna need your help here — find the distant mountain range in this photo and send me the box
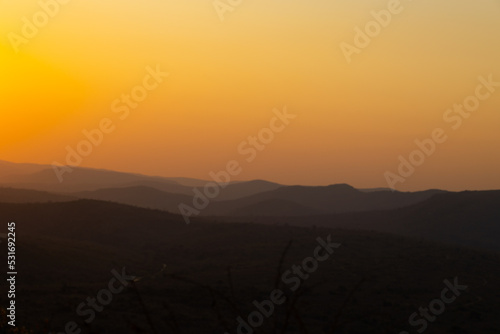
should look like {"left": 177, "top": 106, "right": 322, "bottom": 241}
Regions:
{"left": 2, "top": 189, "right": 500, "bottom": 252}
{"left": 0, "top": 160, "right": 445, "bottom": 216}
{"left": 0, "top": 160, "right": 282, "bottom": 198}
{"left": 201, "top": 184, "right": 444, "bottom": 216}
{"left": 1, "top": 160, "right": 499, "bottom": 252}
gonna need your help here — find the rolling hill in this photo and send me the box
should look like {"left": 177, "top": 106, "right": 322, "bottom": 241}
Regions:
{"left": 240, "top": 190, "right": 500, "bottom": 252}
{"left": 1, "top": 199, "right": 499, "bottom": 333}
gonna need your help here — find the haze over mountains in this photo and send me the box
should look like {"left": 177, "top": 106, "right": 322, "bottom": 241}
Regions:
{"left": 0, "top": 160, "right": 443, "bottom": 216}
{"left": 1, "top": 160, "right": 500, "bottom": 253}
{"left": 0, "top": 160, "right": 281, "bottom": 198}
{"left": 2, "top": 159, "right": 500, "bottom": 333}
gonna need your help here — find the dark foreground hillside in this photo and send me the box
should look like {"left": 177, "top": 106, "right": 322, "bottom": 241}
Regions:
{"left": 226, "top": 190, "right": 500, "bottom": 253}
{"left": 1, "top": 200, "right": 499, "bottom": 333}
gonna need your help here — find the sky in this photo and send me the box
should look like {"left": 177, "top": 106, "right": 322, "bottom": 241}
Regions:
{"left": 0, "top": 0, "right": 499, "bottom": 191}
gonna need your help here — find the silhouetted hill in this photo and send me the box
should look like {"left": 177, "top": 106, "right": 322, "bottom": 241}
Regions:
{"left": 0, "top": 200, "right": 184, "bottom": 243}
{"left": 228, "top": 199, "right": 319, "bottom": 216}
{"left": 65, "top": 183, "right": 444, "bottom": 217}
{"left": 0, "top": 161, "right": 447, "bottom": 217}
{"left": 74, "top": 181, "right": 283, "bottom": 214}
{"left": 204, "top": 184, "right": 445, "bottom": 216}
{"left": 242, "top": 190, "right": 500, "bottom": 252}
{"left": 0, "top": 160, "right": 48, "bottom": 177}
{"left": 216, "top": 179, "right": 283, "bottom": 200}
{"left": 0, "top": 187, "right": 75, "bottom": 203}
{"left": 75, "top": 186, "right": 192, "bottom": 213}
{"left": 1, "top": 200, "right": 499, "bottom": 333}
{"left": 358, "top": 187, "right": 392, "bottom": 192}
{"left": 0, "top": 160, "right": 283, "bottom": 200}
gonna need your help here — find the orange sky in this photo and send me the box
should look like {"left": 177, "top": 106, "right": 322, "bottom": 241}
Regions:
{"left": 1, "top": 0, "right": 499, "bottom": 191}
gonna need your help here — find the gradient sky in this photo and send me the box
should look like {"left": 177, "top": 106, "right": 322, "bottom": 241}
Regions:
{"left": 1, "top": 0, "right": 499, "bottom": 191}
